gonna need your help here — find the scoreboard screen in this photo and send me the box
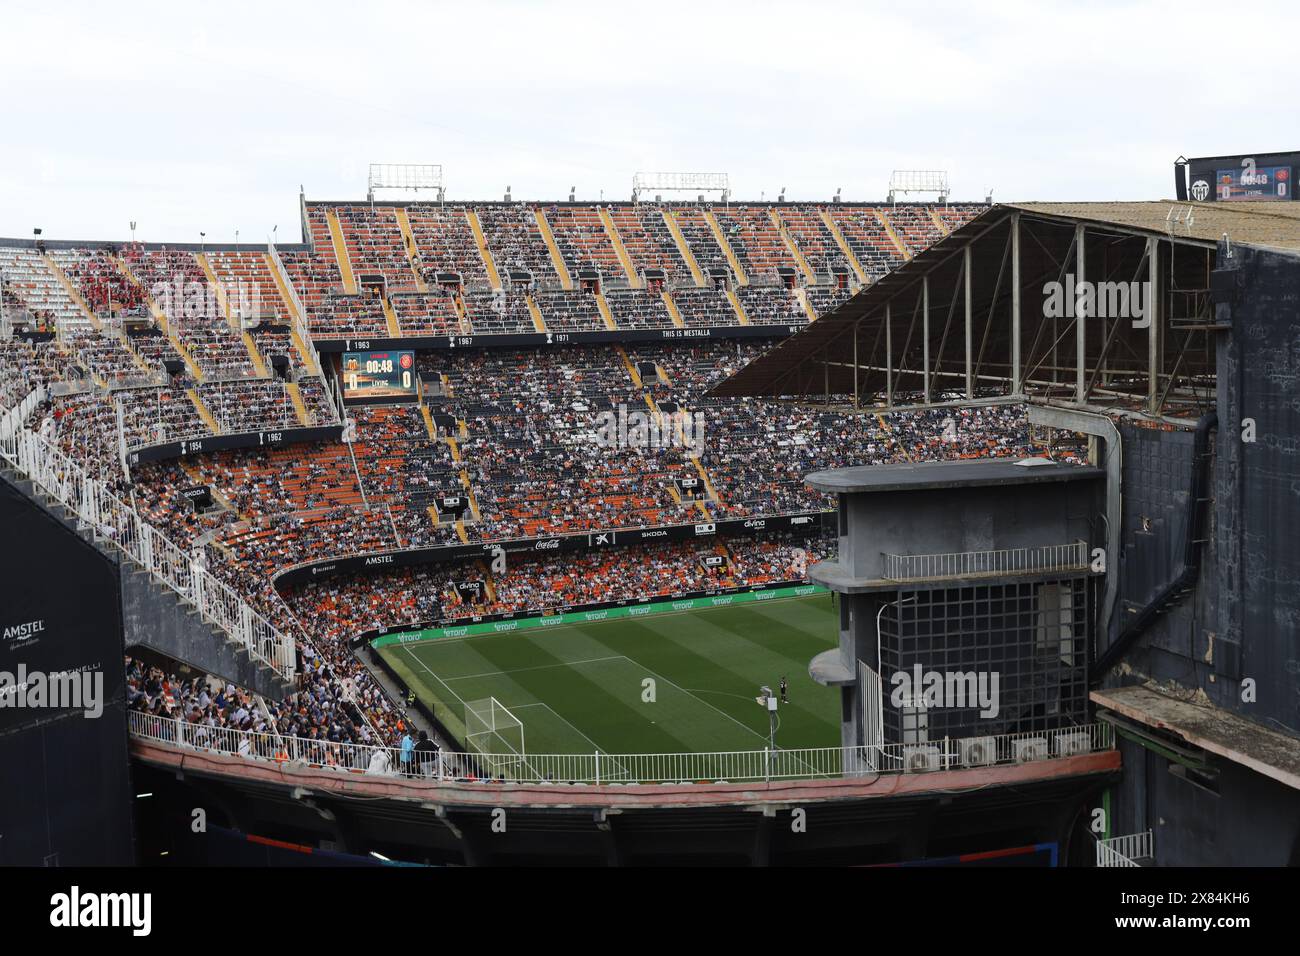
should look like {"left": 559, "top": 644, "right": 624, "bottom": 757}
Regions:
{"left": 342, "top": 350, "right": 416, "bottom": 400}
{"left": 1184, "top": 152, "right": 1298, "bottom": 202}
{"left": 1215, "top": 162, "right": 1290, "bottom": 202}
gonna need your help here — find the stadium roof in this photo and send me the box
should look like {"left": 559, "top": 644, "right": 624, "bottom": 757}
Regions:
{"left": 805, "top": 456, "right": 1103, "bottom": 495}
{"left": 1007, "top": 200, "right": 1300, "bottom": 255}
{"left": 708, "top": 200, "right": 1281, "bottom": 416}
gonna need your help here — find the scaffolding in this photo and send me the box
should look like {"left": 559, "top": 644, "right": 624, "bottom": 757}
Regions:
{"left": 632, "top": 171, "right": 730, "bottom": 203}
{"left": 888, "top": 169, "right": 950, "bottom": 204}
{"left": 367, "top": 164, "right": 445, "bottom": 203}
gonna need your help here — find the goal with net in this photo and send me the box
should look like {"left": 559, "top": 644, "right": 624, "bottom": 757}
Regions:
{"left": 464, "top": 697, "right": 526, "bottom": 777}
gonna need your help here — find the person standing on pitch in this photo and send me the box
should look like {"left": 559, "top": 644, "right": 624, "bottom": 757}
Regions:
{"left": 779, "top": 676, "right": 789, "bottom": 704}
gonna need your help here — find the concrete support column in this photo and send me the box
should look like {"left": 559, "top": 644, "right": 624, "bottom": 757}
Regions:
{"left": 964, "top": 244, "right": 973, "bottom": 400}
{"left": 922, "top": 275, "right": 931, "bottom": 404}
{"left": 1011, "top": 213, "right": 1022, "bottom": 395}
{"left": 1075, "top": 223, "right": 1086, "bottom": 403}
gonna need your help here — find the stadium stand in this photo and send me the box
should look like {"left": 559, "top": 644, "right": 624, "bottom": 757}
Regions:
{"left": 606, "top": 205, "right": 695, "bottom": 286}
{"left": 670, "top": 287, "right": 739, "bottom": 327}
{"left": 603, "top": 288, "right": 674, "bottom": 329}
{"left": 1, "top": 197, "right": 991, "bottom": 752}
{"left": 461, "top": 289, "right": 534, "bottom": 334}
{"left": 535, "top": 290, "right": 606, "bottom": 332}
{"left": 405, "top": 204, "right": 494, "bottom": 288}
{"left": 712, "top": 206, "right": 801, "bottom": 283}
{"left": 543, "top": 204, "right": 626, "bottom": 282}
{"left": 827, "top": 207, "right": 907, "bottom": 278}
{"left": 735, "top": 286, "right": 808, "bottom": 326}
{"left": 476, "top": 205, "right": 558, "bottom": 284}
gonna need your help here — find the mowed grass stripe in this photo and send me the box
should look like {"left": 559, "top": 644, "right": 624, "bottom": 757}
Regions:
{"left": 618, "top": 615, "right": 834, "bottom": 748}
{"left": 383, "top": 595, "right": 840, "bottom": 755}
{"left": 429, "top": 638, "right": 696, "bottom": 754}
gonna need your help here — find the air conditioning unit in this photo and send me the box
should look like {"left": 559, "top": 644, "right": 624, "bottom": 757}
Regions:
{"left": 1012, "top": 737, "right": 1049, "bottom": 763}
{"left": 1054, "top": 731, "right": 1093, "bottom": 757}
{"left": 903, "top": 745, "right": 941, "bottom": 772}
{"left": 960, "top": 736, "right": 998, "bottom": 767}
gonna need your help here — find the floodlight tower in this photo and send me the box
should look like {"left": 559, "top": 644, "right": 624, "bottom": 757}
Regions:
{"left": 759, "top": 684, "right": 778, "bottom": 772}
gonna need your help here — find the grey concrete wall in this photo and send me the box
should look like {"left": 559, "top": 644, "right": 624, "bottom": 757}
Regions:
{"left": 3, "top": 469, "right": 292, "bottom": 700}
{"left": 120, "top": 566, "right": 293, "bottom": 700}
{"left": 842, "top": 479, "right": 1099, "bottom": 581}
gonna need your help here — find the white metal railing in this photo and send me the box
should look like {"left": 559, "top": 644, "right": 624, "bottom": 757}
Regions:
{"left": 1096, "top": 830, "right": 1153, "bottom": 868}
{"left": 127, "top": 712, "right": 1111, "bottom": 786}
{"left": 858, "top": 659, "right": 883, "bottom": 772}
{"left": 0, "top": 426, "right": 295, "bottom": 678}
{"left": 882, "top": 541, "right": 1090, "bottom": 582}
{"left": 0, "top": 386, "right": 44, "bottom": 441}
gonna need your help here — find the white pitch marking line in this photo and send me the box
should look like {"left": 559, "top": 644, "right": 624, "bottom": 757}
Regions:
{"left": 442, "top": 655, "right": 624, "bottom": 682}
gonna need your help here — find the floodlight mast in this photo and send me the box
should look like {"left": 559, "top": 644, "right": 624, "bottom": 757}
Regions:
{"left": 759, "top": 684, "right": 778, "bottom": 772}
{"left": 632, "top": 171, "right": 730, "bottom": 204}
{"left": 888, "top": 169, "right": 950, "bottom": 205}
{"left": 367, "top": 164, "right": 445, "bottom": 203}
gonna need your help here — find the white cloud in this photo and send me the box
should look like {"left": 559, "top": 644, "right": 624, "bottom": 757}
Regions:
{"left": 1, "top": 0, "right": 1295, "bottom": 240}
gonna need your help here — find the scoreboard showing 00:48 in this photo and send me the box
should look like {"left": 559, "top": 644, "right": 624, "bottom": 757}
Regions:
{"left": 342, "top": 350, "right": 417, "bottom": 400}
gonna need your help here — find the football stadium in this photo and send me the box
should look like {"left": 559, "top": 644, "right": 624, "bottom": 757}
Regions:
{"left": 1, "top": 6, "right": 1297, "bottom": 909}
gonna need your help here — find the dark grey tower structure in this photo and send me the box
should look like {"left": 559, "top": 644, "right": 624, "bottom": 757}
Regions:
{"left": 806, "top": 456, "right": 1104, "bottom": 757}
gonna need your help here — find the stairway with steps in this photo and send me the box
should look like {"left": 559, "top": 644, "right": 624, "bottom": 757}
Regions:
{"left": 0, "top": 466, "right": 293, "bottom": 699}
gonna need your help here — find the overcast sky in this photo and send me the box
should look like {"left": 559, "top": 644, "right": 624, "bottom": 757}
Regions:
{"left": 2, "top": 0, "right": 1293, "bottom": 243}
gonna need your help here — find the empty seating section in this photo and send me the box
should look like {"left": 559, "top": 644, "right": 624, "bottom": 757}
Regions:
{"left": 712, "top": 207, "right": 799, "bottom": 282}
{"left": 670, "top": 209, "right": 732, "bottom": 275}
{"left": 122, "top": 247, "right": 255, "bottom": 378}
{"left": 535, "top": 291, "right": 605, "bottom": 332}
{"left": 476, "top": 206, "right": 556, "bottom": 283}
{"left": 885, "top": 206, "right": 945, "bottom": 255}
{"left": 462, "top": 290, "right": 534, "bottom": 334}
{"left": 939, "top": 203, "right": 986, "bottom": 233}
{"left": 205, "top": 251, "right": 292, "bottom": 325}
{"left": 607, "top": 206, "right": 693, "bottom": 285}
{"left": 249, "top": 328, "right": 302, "bottom": 369}
{"left": 127, "top": 329, "right": 184, "bottom": 370}
{"left": 542, "top": 205, "right": 624, "bottom": 281}
{"left": 0, "top": 247, "right": 91, "bottom": 333}
{"left": 333, "top": 205, "right": 417, "bottom": 291}
{"left": 405, "top": 205, "right": 492, "bottom": 287}
{"left": 604, "top": 289, "right": 673, "bottom": 329}
{"left": 804, "top": 286, "right": 853, "bottom": 317}
{"left": 283, "top": 209, "right": 388, "bottom": 338}
{"left": 777, "top": 207, "right": 847, "bottom": 277}
{"left": 828, "top": 208, "right": 906, "bottom": 278}
{"left": 670, "top": 288, "right": 738, "bottom": 327}
{"left": 391, "top": 292, "right": 461, "bottom": 336}
{"left": 736, "top": 286, "right": 808, "bottom": 326}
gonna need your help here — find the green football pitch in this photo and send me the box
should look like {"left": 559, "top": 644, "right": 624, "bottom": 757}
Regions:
{"left": 378, "top": 593, "right": 842, "bottom": 756}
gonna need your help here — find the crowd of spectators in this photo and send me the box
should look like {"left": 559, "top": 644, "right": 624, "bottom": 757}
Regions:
{"left": 2, "top": 202, "right": 1007, "bottom": 757}
{"left": 284, "top": 531, "right": 833, "bottom": 644}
